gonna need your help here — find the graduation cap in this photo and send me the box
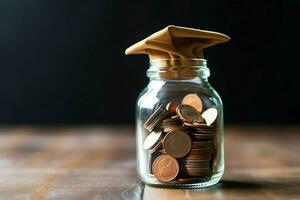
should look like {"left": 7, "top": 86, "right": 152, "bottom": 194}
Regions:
{"left": 125, "top": 25, "right": 230, "bottom": 60}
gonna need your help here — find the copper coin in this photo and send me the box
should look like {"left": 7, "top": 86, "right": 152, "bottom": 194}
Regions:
{"left": 160, "top": 117, "right": 187, "bottom": 133}
{"left": 185, "top": 168, "right": 211, "bottom": 173}
{"left": 174, "top": 177, "right": 200, "bottom": 183}
{"left": 163, "top": 126, "right": 189, "bottom": 133}
{"left": 177, "top": 105, "right": 203, "bottom": 123}
{"left": 152, "top": 155, "right": 179, "bottom": 182}
{"left": 160, "top": 118, "right": 182, "bottom": 130}
{"left": 183, "top": 121, "right": 210, "bottom": 128}
{"left": 190, "top": 133, "right": 215, "bottom": 139}
{"left": 192, "top": 140, "right": 212, "bottom": 145}
{"left": 185, "top": 171, "right": 211, "bottom": 176}
{"left": 189, "top": 148, "right": 212, "bottom": 153}
{"left": 166, "top": 102, "right": 180, "bottom": 116}
{"left": 190, "top": 145, "right": 212, "bottom": 149}
{"left": 182, "top": 93, "right": 203, "bottom": 113}
{"left": 185, "top": 158, "right": 211, "bottom": 162}
{"left": 184, "top": 163, "right": 211, "bottom": 168}
{"left": 188, "top": 151, "right": 212, "bottom": 155}
{"left": 163, "top": 130, "right": 192, "bottom": 158}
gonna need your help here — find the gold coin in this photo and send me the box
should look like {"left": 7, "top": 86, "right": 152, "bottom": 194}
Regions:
{"left": 152, "top": 155, "right": 179, "bottom": 182}
{"left": 176, "top": 105, "right": 203, "bottom": 123}
{"left": 182, "top": 93, "right": 203, "bottom": 113}
{"left": 163, "top": 130, "right": 191, "bottom": 158}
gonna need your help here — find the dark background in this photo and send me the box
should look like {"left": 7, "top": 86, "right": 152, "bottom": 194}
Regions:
{"left": 0, "top": 0, "right": 299, "bottom": 125}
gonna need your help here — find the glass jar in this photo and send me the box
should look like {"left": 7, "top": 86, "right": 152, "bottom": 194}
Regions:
{"left": 136, "top": 59, "right": 224, "bottom": 188}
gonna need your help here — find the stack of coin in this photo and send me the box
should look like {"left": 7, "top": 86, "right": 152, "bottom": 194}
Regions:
{"left": 185, "top": 123, "right": 217, "bottom": 140}
{"left": 142, "top": 93, "right": 219, "bottom": 183}
{"left": 181, "top": 140, "right": 213, "bottom": 177}
{"left": 160, "top": 116, "right": 189, "bottom": 133}
{"left": 143, "top": 130, "right": 163, "bottom": 153}
{"left": 144, "top": 104, "right": 169, "bottom": 132}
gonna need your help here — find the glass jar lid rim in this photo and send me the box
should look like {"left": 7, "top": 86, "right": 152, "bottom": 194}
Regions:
{"left": 149, "top": 58, "right": 206, "bottom": 61}
{"left": 149, "top": 58, "right": 207, "bottom": 68}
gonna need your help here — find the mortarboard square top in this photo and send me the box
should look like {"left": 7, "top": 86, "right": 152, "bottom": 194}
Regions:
{"left": 125, "top": 25, "right": 230, "bottom": 60}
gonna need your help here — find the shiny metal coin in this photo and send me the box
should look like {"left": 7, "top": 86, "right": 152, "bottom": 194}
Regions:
{"left": 152, "top": 155, "right": 179, "bottom": 182}
{"left": 144, "top": 104, "right": 169, "bottom": 132}
{"left": 182, "top": 93, "right": 203, "bottom": 113}
{"left": 201, "top": 108, "right": 218, "bottom": 126}
{"left": 166, "top": 101, "right": 180, "bottom": 116}
{"left": 163, "top": 130, "right": 192, "bottom": 158}
{"left": 177, "top": 105, "right": 203, "bottom": 124}
{"left": 143, "top": 130, "right": 162, "bottom": 150}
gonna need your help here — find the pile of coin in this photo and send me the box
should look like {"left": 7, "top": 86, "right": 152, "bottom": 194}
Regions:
{"left": 143, "top": 93, "right": 218, "bottom": 183}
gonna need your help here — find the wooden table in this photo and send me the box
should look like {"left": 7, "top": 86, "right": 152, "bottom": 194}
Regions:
{"left": 0, "top": 126, "right": 299, "bottom": 200}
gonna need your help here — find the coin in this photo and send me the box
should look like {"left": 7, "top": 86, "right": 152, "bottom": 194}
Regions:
{"left": 189, "top": 133, "right": 215, "bottom": 140}
{"left": 191, "top": 140, "right": 212, "bottom": 146}
{"left": 145, "top": 103, "right": 218, "bottom": 182}
{"left": 163, "top": 130, "right": 192, "bottom": 158}
{"left": 185, "top": 171, "right": 211, "bottom": 176}
{"left": 201, "top": 108, "right": 218, "bottom": 126}
{"left": 166, "top": 101, "right": 180, "bottom": 116}
{"left": 174, "top": 177, "right": 200, "bottom": 183}
{"left": 160, "top": 117, "right": 182, "bottom": 129}
{"left": 149, "top": 140, "right": 162, "bottom": 153}
{"left": 182, "top": 93, "right": 203, "bottom": 113}
{"left": 189, "top": 147, "right": 212, "bottom": 152}
{"left": 143, "top": 130, "right": 162, "bottom": 150}
{"left": 147, "top": 153, "right": 153, "bottom": 174}
{"left": 176, "top": 105, "right": 203, "bottom": 123}
{"left": 184, "top": 163, "right": 211, "bottom": 168}
{"left": 161, "top": 117, "right": 181, "bottom": 124}
{"left": 183, "top": 122, "right": 205, "bottom": 127}
{"left": 185, "top": 156, "right": 212, "bottom": 161}
{"left": 152, "top": 155, "right": 179, "bottom": 182}
{"left": 193, "top": 127, "right": 216, "bottom": 132}
{"left": 186, "top": 149, "right": 212, "bottom": 160}
{"left": 160, "top": 117, "right": 188, "bottom": 133}
{"left": 144, "top": 104, "right": 169, "bottom": 132}
{"left": 188, "top": 150, "right": 212, "bottom": 156}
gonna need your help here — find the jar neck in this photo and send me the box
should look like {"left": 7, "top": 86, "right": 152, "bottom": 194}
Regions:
{"left": 147, "top": 59, "right": 210, "bottom": 80}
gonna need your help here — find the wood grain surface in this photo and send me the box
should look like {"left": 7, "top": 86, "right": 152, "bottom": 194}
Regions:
{"left": 0, "top": 126, "right": 299, "bottom": 200}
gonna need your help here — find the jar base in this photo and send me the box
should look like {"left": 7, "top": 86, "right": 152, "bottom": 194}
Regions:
{"left": 142, "top": 170, "right": 223, "bottom": 189}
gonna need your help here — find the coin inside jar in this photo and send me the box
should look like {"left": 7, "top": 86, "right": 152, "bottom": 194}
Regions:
{"left": 152, "top": 155, "right": 179, "bottom": 182}
{"left": 143, "top": 130, "right": 162, "bottom": 150}
{"left": 144, "top": 104, "right": 169, "bottom": 132}
{"left": 201, "top": 108, "right": 218, "bottom": 126}
{"left": 166, "top": 101, "right": 180, "bottom": 116}
{"left": 163, "top": 130, "right": 191, "bottom": 158}
{"left": 176, "top": 104, "right": 203, "bottom": 123}
{"left": 182, "top": 93, "right": 203, "bottom": 113}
